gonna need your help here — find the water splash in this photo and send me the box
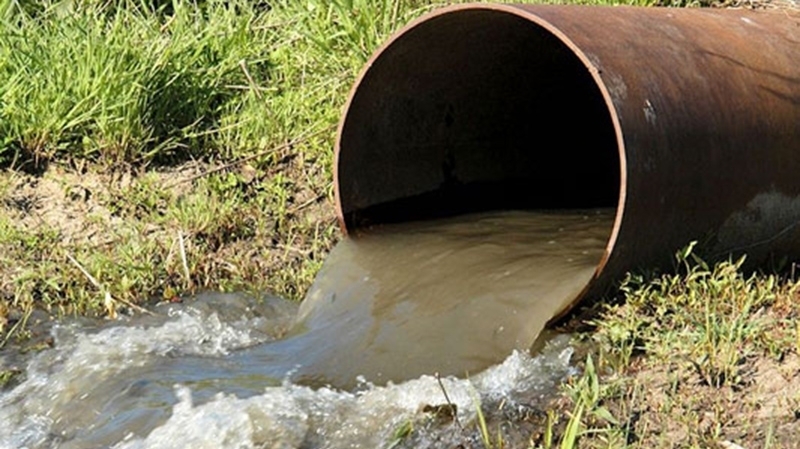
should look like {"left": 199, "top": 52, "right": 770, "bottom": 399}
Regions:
{"left": 0, "top": 210, "right": 610, "bottom": 448}
{"left": 0, "top": 299, "right": 575, "bottom": 449}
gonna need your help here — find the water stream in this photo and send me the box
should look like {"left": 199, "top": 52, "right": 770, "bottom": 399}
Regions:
{"left": 0, "top": 209, "right": 613, "bottom": 448}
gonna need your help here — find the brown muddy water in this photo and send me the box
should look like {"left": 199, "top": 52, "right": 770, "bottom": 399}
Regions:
{"left": 0, "top": 209, "right": 613, "bottom": 449}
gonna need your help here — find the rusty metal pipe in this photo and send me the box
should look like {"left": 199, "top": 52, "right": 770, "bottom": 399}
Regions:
{"left": 334, "top": 4, "right": 800, "bottom": 305}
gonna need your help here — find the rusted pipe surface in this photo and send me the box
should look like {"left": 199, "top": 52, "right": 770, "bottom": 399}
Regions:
{"left": 334, "top": 4, "right": 800, "bottom": 303}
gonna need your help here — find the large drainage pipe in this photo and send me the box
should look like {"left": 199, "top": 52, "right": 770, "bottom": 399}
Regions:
{"left": 334, "top": 4, "right": 800, "bottom": 313}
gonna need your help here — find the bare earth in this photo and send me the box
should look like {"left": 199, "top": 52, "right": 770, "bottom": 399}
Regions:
{"left": 0, "top": 158, "right": 338, "bottom": 326}
{"left": 622, "top": 353, "right": 800, "bottom": 447}
{"left": 1, "top": 163, "right": 202, "bottom": 247}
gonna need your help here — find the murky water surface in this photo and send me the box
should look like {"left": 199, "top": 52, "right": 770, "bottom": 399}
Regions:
{"left": 0, "top": 210, "right": 612, "bottom": 449}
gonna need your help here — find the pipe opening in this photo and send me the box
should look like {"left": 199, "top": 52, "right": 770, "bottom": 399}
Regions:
{"left": 336, "top": 8, "right": 620, "bottom": 231}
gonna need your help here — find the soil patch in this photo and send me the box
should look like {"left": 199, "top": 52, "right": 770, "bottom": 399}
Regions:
{"left": 0, "top": 158, "right": 338, "bottom": 338}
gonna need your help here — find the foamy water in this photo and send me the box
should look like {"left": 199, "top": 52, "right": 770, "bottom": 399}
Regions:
{"left": 0, "top": 210, "right": 611, "bottom": 448}
{"left": 0, "top": 298, "right": 575, "bottom": 449}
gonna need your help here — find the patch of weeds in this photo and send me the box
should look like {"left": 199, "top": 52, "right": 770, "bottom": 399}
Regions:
{"left": 0, "top": 217, "right": 67, "bottom": 313}
{"left": 167, "top": 177, "right": 263, "bottom": 254}
{"left": 552, "top": 244, "right": 800, "bottom": 448}
{"left": 0, "top": 156, "right": 337, "bottom": 338}
{"left": 534, "top": 355, "right": 628, "bottom": 449}
{"left": 106, "top": 173, "right": 173, "bottom": 220}
{"left": 599, "top": 244, "right": 790, "bottom": 389}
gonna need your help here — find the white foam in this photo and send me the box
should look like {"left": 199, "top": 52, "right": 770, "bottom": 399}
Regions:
{"left": 114, "top": 386, "right": 310, "bottom": 449}
{"left": 0, "top": 308, "right": 275, "bottom": 449}
{"left": 102, "top": 337, "right": 574, "bottom": 449}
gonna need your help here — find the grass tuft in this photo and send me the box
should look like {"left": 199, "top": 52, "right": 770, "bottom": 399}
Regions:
{"left": 597, "top": 245, "right": 795, "bottom": 388}
{"left": 545, "top": 245, "right": 800, "bottom": 448}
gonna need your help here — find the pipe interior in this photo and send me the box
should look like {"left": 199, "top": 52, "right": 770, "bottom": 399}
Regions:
{"left": 337, "top": 9, "right": 620, "bottom": 230}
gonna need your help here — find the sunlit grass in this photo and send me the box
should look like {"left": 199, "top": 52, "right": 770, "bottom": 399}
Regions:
{"left": 1, "top": 2, "right": 796, "bottom": 445}
{"left": 0, "top": 0, "right": 715, "bottom": 169}
{"left": 542, "top": 245, "right": 800, "bottom": 448}
{"left": 0, "top": 0, "right": 273, "bottom": 165}
{"left": 0, "top": 0, "right": 438, "bottom": 168}
{"left": 596, "top": 245, "right": 796, "bottom": 388}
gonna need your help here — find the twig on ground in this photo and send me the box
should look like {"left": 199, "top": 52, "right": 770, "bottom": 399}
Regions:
{"left": 288, "top": 194, "right": 326, "bottom": 215}
{"left": 275, "top": 243, "right": 309, "bottom": 256}
{"left": 435, "top": 372, "right": 464, "bottom": 431}
{"left": 66, "top": 253, "right": 154, "bottom": 316}
{"left": 178, "top": 231, "right": 192, "bottom": 290}
{"left": 239, "top": 60, "right": 262, "bottom": 99}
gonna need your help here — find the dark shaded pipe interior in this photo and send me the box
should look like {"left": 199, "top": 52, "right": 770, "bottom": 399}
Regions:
{"left": 336, "top": 9, "right": 620, "bottom": 229}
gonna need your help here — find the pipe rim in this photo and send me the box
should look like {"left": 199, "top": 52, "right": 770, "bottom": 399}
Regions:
{"left": 334, "top": 2, "right": 628, "bottom": 282}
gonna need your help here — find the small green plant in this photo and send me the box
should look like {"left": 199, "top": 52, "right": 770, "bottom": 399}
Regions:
{"left": 0, "top": 368, "right": 21, "bottom": 389}
{"left": 559, "top": 355, "right": 622, "bottom": 447}
{"left": 598, "top": 244, "right": 784, "bottom": 389}
{"left": 469, "top": 389, "right": 509, "bottom": 449}
{"left": 565, "top": 242, "right": 800, "bottom": 448}
{"left": 386, "top": 419, "right": 414, "bottom": 449}
{"left": 472, "top": 391, "right": 493, "bottom": 449}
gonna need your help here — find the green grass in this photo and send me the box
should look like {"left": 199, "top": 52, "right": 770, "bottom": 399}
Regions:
{"left": 0, "top": 0, "right": 267, "bottom": 165}
{"left": 536, "top": 247, "right": 800, "bottom": 448}
{"left": 0, "top": 0, "right": 435, "bottom": 168}
{"left": 599, "top": 247, "right": 793, "bottom": 388}
{"left": 2, "top": 0, "right": 797, "bottom": 446}
{"left": 0, "top": 0, "right": 716, "bottom": 167}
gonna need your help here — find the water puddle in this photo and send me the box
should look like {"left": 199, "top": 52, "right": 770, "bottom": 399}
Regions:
{"left": 0, "top": 209, "right": 612, "bottom": 448}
